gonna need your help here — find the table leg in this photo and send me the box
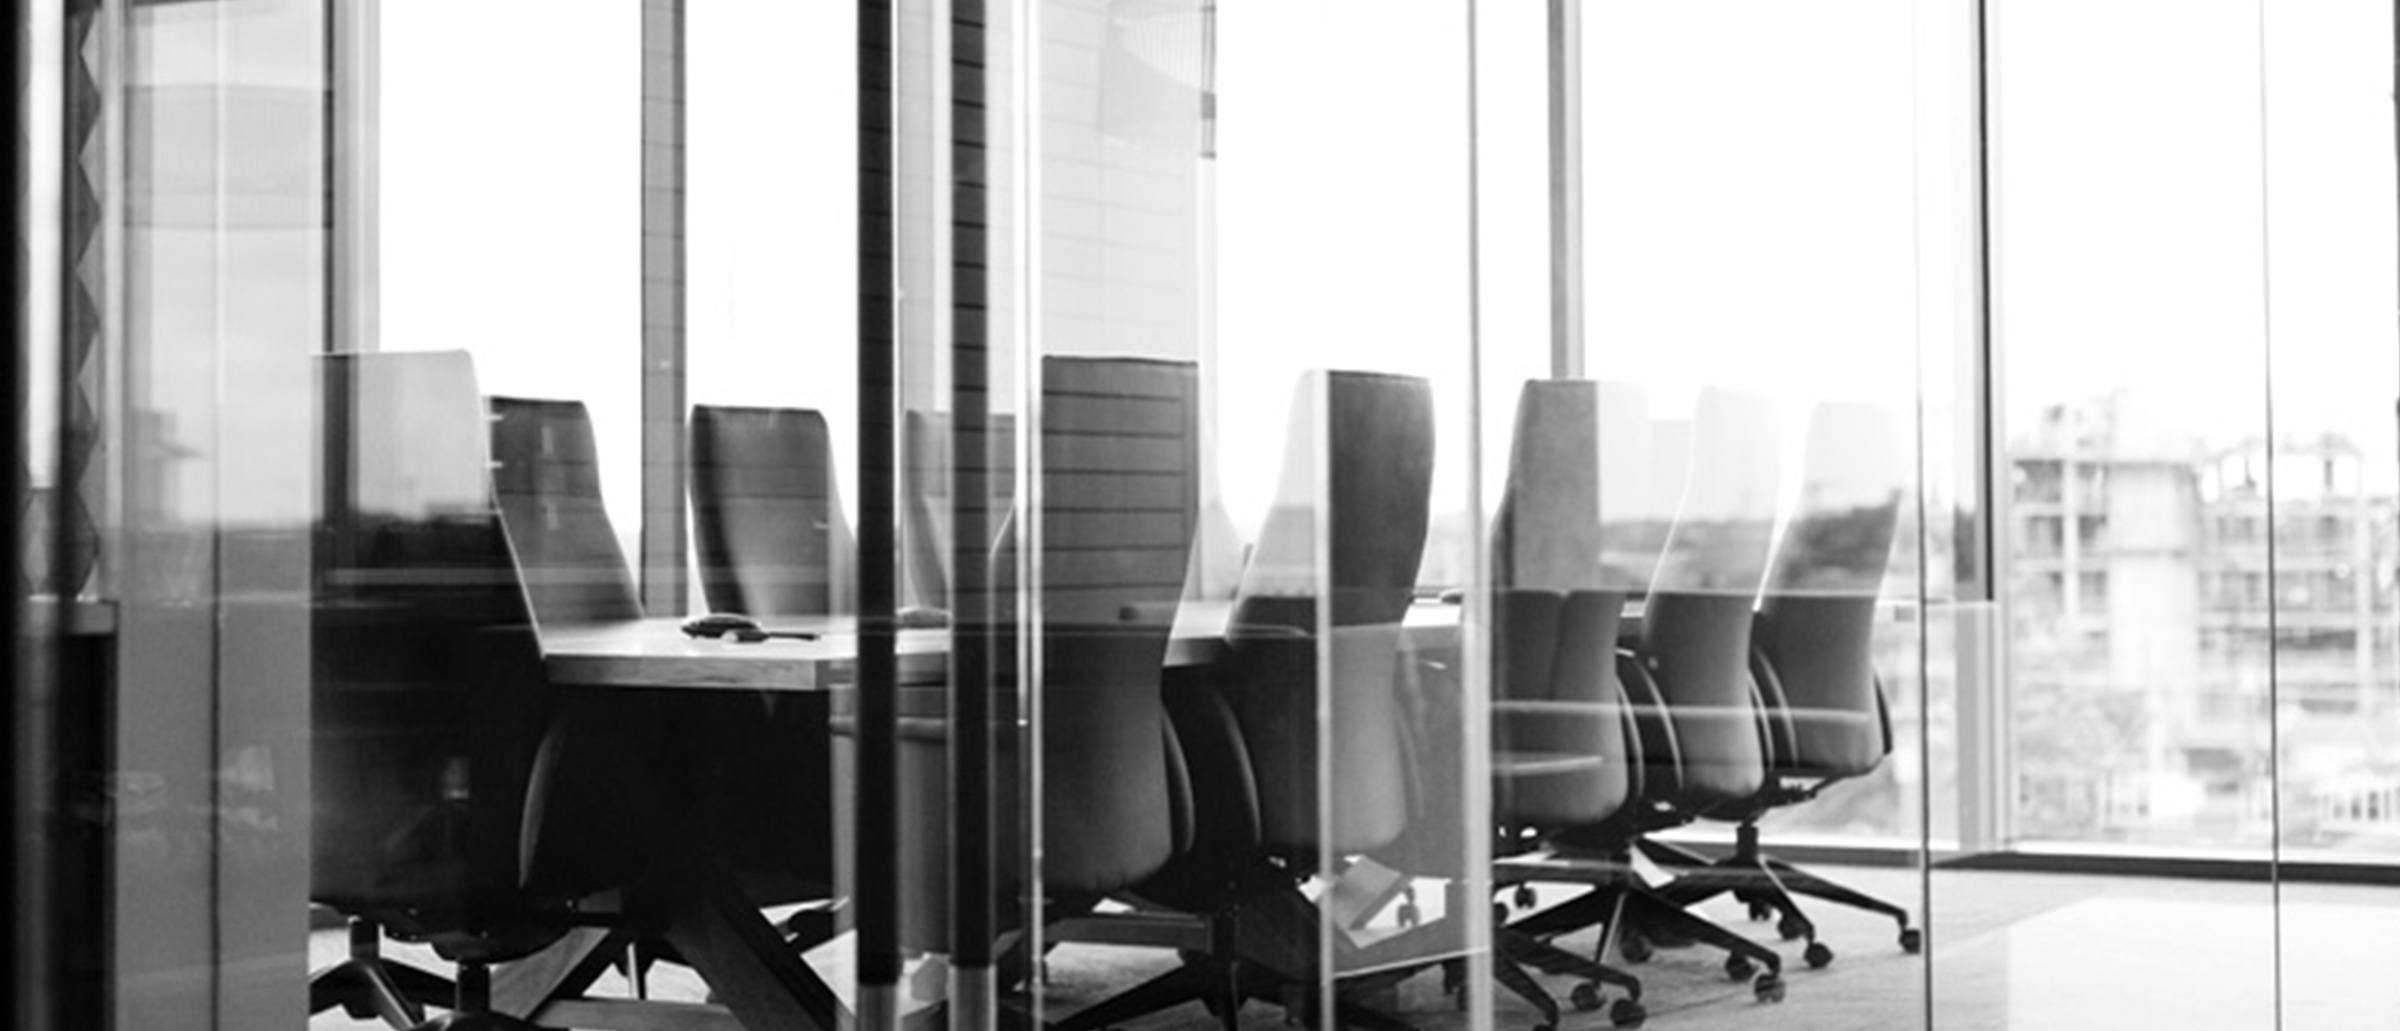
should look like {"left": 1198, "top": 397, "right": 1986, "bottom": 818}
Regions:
{"left": 649, "top": 856, "right": 846, "bottom": 1031}
{"left": 491, "top": 926, "right": 619, "bottom": 1017}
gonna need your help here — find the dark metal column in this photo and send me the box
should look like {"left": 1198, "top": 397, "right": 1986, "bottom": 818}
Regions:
{"left": 947, "top": 2, "right": 998, "bottom": 1028}
{"left": 856, "top": 2, "right": 903, "bottom": 1029}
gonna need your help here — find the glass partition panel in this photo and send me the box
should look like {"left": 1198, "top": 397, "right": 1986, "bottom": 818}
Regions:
{"left": 119, "top": 3, "right": 326, "bottom": 1027}
{"left": 1541, "top": 1, "right": 1943, "bottom": 1027}
{"left": 2263, "top": 2, "right": 2400, "bottom": 1029}
{"left": 979, "top": 3, "right": 1495, "bottom": 1029}
{"left": 1979, "top": 0, "right": 2279, "bottom": 1027}
{"left": 1214, "top": 3, "right": 1487, "bottom": 1018}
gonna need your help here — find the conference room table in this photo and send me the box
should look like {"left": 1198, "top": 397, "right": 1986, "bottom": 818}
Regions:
{"left": 503, "top": 599, "right": 1462, "bottom": 1031}
{"left": 539, "top": 599, "right": 1461, "bottom": 691}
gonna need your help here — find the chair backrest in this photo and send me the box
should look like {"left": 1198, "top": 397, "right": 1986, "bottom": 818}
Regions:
{"left": 993, "top": 355, "right": 1202, "bottom": 893}
{"left": 1754, "top": 401, "right": 1906, "bottom": 776}
{"left": 688, "top": 405, "right": 848, "bottom": 616}
{"left": 1635, "top": 387, "right": 1782, "bottom": 805}
{"left": 312, "top": 351, "right": 555, "bottom": 925}
{"left": 1222, "top": 370, "right": 1436, "bottom": 857}
{"left": 487, "top": 396, "right": 642, "bottom": 627}
{"left": 902, "top": 408, "right": 1017, "bottom": 611}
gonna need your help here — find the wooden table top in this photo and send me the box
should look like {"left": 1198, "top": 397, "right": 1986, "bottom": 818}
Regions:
{"left": 540, "top": 599, "right": 1460, "bottom": 690}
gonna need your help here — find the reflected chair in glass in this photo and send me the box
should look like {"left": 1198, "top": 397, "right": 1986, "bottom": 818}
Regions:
{"left": 1088, "top": 369, "right": 1436, "bottom": 1031}
{"left": 689, "top": 404, "right": 852, "bottom": 618}
{"left": 1503, "top": 386, "right": 1790, "bottom": 1002}
{"left": 1638, "top": 401, "right": 1921, "bottom": 964}
{"left": 856, "top": 356, "right": 1200, "bottom": 1024}
{"left": 311, "top": 352, "right": 628, "bottom": 1029}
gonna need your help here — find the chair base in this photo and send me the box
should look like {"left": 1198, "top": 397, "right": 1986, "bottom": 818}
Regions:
{"left": 310, "top": 918, "right": 456, "bottom": 1030}
{"left": 1641, "top": 824, "right": 1918, "bottom": 960}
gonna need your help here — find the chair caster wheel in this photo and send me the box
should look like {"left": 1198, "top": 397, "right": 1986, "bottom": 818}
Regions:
{"left": 1753, "top": 973, "right": 1786, "bottom": 1004}
{"left": 1609, "top": 998, "right": 1647, "bottom": 1028}
{"left": 1803, "top": 942, "right": 1834, "bottom": 969}
{"left": 1776, "top": 916, "right": 1808, "bottom": 941}
{"left": 1745, "top": 899, "right": 1775, "bottom": 923}
{"left": 1514, "top": 884, "right": 1538, "bottom": 909}
{"left": 1569, "top": 982, "right": 1602, "bottom": 1012}
{"left": 1899, "top": 928, "right": 1923, "bottom": 954}
{"left": 1620, "top": 935, "right": 1652, "bottom": 964}
{"left": 1398, "top": 902, "right": 1421, "bottom": 927}
{"left": 1725, "top": 954, "right": 1757, "bottom": 981}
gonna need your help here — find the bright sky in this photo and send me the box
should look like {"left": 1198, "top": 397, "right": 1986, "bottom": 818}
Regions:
{"left": 373, "top": 0, "right": 2399, "bottom": 561}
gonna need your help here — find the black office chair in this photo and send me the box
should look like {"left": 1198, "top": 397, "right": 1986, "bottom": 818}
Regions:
{"left": 690, "top": 405, "right": 850, "bottom": 618}
{"left": 486, "top": 396, "right": 643, "bottom": 627}
{"left": 1478, "top": 380, "right": 1651, "bottom": 1029}
{"left": 679, "top": 404, "right": 855, "bottom": 917}
{"left": 1501, "top": 386, "right": 1790, "bottom": 1003}
{"left": 1641, "top": 401, "right": 1921, "bottom": 964}
{"left": 846, "top": 357, "right": 1199, "bottom": 1022}
{"left": 1074, "top": 370, "right": 1436, "bottom": 1031}
{"left": 310, "top": 352, "right": 618, "bottom": 1030}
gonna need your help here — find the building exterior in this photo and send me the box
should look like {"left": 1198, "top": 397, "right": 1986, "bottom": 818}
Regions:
{"left": 2009, "top": 396, "right": 2400, "bottom": 851}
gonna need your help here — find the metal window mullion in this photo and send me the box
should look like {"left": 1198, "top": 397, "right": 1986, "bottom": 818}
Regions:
{"left": 638, "top": 0, "right": 689, "bottom": 617}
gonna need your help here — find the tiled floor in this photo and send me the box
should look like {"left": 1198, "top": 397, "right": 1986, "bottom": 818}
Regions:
{"left": 308, "top": 866, "right": 2400, "bottom": 1030}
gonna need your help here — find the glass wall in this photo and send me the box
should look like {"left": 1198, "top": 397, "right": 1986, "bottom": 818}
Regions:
{"left": 13, "top": 3, "right": 2400, "bottom": 1031}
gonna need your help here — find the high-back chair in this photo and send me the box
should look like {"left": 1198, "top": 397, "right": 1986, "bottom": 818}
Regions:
{"left": 1220, "top": 370, "right": 1435, "bottom": 861}
{"left": 1478, "top": 379, "right": 1654, "bottom": 1027}
{"left": 311, "top": 352, "right": 603, "bottom": 1030}
{"left": 1569, "top": 386, "right": 1793, "bottom": 999}
{"left": 1645, "top": 401, "right": 1920, "bottom": 965}
{"left": 864, "top": 356, "right": 1199, "bottom": 988}
{"left": 679, "top": 404, "right": 856, "bottom": 906}
{"left": 485, "top": 396, "right": 642, "bottom": 627}
{"left": 1054, "top": 370, "right": 1437, "bottom": 1031}
{"left": 688, "top": 404, "right": 850, "bottom": 617}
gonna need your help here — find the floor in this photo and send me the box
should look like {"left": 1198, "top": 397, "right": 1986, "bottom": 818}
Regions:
{"left": 309, "top": 866, "right": 2400, "bottom": 1030}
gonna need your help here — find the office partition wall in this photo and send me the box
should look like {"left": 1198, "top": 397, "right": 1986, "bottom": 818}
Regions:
{"left": 14, "top": 2, "right": 2400, "bottom": 1031}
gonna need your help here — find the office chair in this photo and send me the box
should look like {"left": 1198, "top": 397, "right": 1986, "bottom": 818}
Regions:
{"left": 1500, "top": 386, "right": 1790, "bottom": 1003}
{"left": 1068, "top": 370, "right": 1436, "bottom": 1031}
{"left": 1640, "top": 401, "right": 1921, "bottom": 965}
{"left": 311, "top": 352, "right": 621, "bottom": 1030}
{"left": 680, "top": 404, "right": 854, "bottom": 920}
{"left": 1478, "top": 380, "right": 1653, "bottom": 1030}
{"left": 688, "top": 404, "right": 851, "bottom": 617}
{"left": 486, "top": 396, "right": 644, "bottom": 627}
{"left": 845, "top": 357, "right": 1198, "bottom": 1023}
